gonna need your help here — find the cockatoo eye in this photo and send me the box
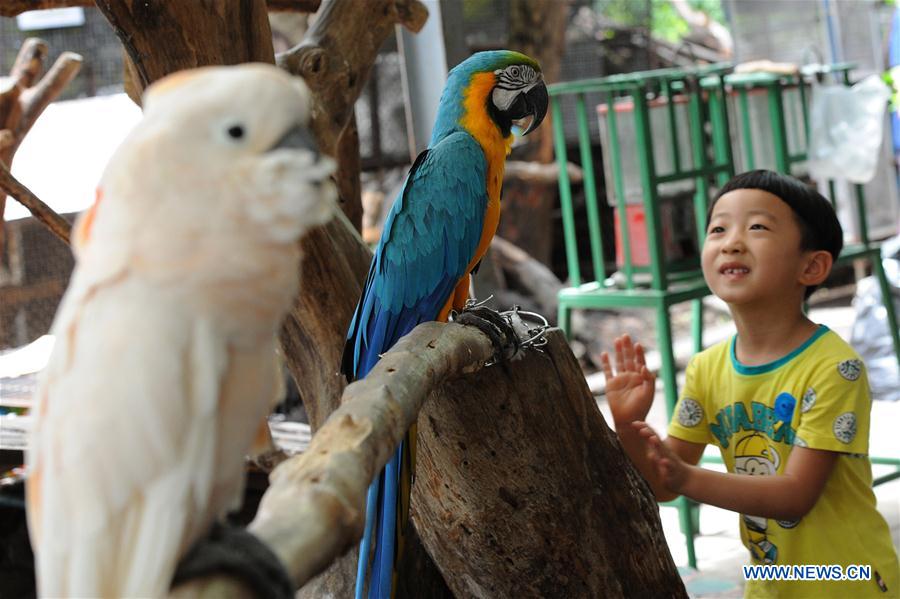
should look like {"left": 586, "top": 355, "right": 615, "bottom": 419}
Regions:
{"left": 226, "top": 124, "right": 245, "bottom": 140}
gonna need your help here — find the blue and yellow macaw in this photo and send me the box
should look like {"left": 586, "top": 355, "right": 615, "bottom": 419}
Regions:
{"left": 342, "top": 50, "right": 548, "bottom": 599}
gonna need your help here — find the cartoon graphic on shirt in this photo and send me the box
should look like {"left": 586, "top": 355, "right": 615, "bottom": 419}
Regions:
{"left": 734, "top": 432, "right": 780, "bottom": 563}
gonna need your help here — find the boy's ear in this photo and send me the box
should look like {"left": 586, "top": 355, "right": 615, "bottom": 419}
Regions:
{"left": 799, "top": 250, "right": 834, "bottom": 287}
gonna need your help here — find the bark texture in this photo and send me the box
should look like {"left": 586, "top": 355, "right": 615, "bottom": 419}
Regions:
{"left": 0, "top": 0, "right": 321, "bottom": 17}
{"left": 95, "top": 0, "right": 276, "bottom": 98}
{"left": 413, "top": 330, "right": 688, "bottom": 598}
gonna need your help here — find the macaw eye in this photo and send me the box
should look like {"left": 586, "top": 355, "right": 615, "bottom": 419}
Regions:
{"left": 509, "top": 66, "right": 520, "bottom": 78}
{"left": 227, "top": 124, "right": 245, "bottom": 140}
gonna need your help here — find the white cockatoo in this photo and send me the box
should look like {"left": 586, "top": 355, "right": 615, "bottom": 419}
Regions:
{"left": 26, "top": 63, "right": 336, "bottom": 598}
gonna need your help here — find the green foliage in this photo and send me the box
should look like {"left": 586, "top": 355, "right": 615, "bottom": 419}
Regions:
{"left": 593, "top": 0, "right": 725, "bottom": 43}
{"left": 463, "top": 0, "right": 497, "bottom": 21}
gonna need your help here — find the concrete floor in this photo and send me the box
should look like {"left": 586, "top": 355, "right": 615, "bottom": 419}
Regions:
{"left": 594, "top": 303, "right": 900, "bottom": 598}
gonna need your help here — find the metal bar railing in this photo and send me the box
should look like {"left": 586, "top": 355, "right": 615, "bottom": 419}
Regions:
{"left": 551, "top": 96, "right": 581, "bottom": 287}
{"left": 575, "top": 93, "right": 606, "bottom": 284}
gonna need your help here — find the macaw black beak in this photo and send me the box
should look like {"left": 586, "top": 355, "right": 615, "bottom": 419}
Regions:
{"left": 270, "top": 124, "right": 319, "bottom": 158}
{"left": 521, "top": 80, "right": 549, "bottom": 135}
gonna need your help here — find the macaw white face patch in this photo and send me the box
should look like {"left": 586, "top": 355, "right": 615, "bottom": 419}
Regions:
{"left": 833, "top": 412, "right": 857, "bottom": 444}
{"left": 677, "top": 398, "right": 703, "bottom": 427}
{"left": 801, "top": 387, "right": 816, "bottom": 413}
{"left": 837, "top": 359, "right": 862, "bottom": 381}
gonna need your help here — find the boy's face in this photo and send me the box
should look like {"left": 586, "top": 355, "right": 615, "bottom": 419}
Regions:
{"left": 701, "top": 188, "right": 808, "bottom": 306}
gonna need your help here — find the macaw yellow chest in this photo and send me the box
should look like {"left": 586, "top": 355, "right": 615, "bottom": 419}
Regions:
{"left": 460, "top": 72, "right": 514, "bottom": 269}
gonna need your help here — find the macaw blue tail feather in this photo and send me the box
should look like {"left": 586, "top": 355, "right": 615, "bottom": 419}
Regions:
{"left": 356, "top": 444, "right": 403, "bottom": 599}
{"left": 372, "top": 446, "right": 402, "bottom": 599}
{"left": 355, "top": 477, "right": 381, "bottom": 599}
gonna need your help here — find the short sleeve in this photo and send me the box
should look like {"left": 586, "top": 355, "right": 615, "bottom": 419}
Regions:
{"left": 668, "top": 357, "right": 713, "bottom": 445}
{"left": 794, "top": 357, "right": 871, "bottom": 455}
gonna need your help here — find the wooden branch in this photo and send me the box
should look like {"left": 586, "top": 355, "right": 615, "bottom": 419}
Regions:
{"left": 170, "top": 321, "right": 495, "bottom": 597}
{"left": 0, "top": 38, "right": 80, "bottom": 248}
{"left": 504, "top": 159, "right": 583, "bottom": 185}
{"left": 0, "top": 161, "right": 71, "bottom": 245}
{"left": 276, "top": 0, "right": 427, "bottom": 230}
{"left": 279, "top": 214, "right": 371, "bottom": 431}
{"left": 15, "top": 51, "right": 82, "bottom": 147}
{"left": 95, "top": 0, "right": 276, "bottom": 93}
{"left": 267, "top": 0, "right": 322, "bottom": 11}
{"left": 0, "top": 0, "right": 322, "bottom": 17}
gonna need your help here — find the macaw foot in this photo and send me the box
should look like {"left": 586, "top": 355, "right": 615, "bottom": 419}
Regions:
{"left": 172, "top": 521, "right": 293, "bottom": 598}
{"left": 452, "top": 302, "right": 522, "bottom": 365}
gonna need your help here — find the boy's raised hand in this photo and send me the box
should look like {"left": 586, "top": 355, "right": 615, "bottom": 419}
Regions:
{"left": 600, "top": 334, "right": 656, "bottom": 426}
{"left": 632, "top": 421, "right": 690, "bottom": 493}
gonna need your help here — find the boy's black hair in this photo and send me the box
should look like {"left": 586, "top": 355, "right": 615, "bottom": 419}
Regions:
{"left": 708, "top": 170, "right": 843, "bottom": 299}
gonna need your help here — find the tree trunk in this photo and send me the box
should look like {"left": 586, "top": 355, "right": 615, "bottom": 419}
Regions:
{"left": 95, "top": 0, "right": 276, "bottom": 91}
{"left": 1, "top": 0, "right": 321, "bottom": 18}
{"left": 496, "top": 0, "right": 570, "bottom": 267}
{"left": 412, "top": 330, "right": 687, "bottom": 598}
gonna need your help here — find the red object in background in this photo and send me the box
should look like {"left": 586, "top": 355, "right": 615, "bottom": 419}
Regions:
{"left": 614, "top": 203, "right": 690, "bottom": 268}
{"left": 614, "top": 205, "right": 650, "bottom": 267}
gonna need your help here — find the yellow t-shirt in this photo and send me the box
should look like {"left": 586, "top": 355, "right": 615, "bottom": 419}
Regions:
{"left": 668, "top": 325, "right": 900, "bottom": 598}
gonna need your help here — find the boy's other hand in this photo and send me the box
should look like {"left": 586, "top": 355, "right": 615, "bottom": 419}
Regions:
{"left": 600, "top": 334, "right": 656, "bottom": 426}
{"left": 632, "top": 421, "right": 690, "bottom": 493}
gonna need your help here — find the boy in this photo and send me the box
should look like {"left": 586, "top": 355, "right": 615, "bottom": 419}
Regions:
{"left": 601, "top": 170, "right": 900, "bottom": 597}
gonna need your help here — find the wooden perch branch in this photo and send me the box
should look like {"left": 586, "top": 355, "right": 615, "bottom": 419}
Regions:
{"left": 275, "top": 0, "right": 427, "bottom": 230}
{"left": 0, "top": 38, "right": 81, "bottom": 248}
{"left": 0, "top": 0, "right": 322, "bottom": 17}
{"left": 0, "top": 161, "right": 71, "bottom": 244}
{"left": 170, "top": 321, "right": 494, "bottom": 597}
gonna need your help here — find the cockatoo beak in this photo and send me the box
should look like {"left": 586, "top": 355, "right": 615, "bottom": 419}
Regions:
{"left": 269, "top": 124, "right": 319, "bottom": 158}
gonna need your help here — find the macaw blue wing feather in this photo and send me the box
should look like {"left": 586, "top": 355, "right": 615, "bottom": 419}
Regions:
{"left": 342, "top": 131, "right": 488, "bottom": 381}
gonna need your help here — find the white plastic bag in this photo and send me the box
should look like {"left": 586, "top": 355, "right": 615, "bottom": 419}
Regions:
{"left": 808, "top": 74, "right": 891, "bottom": 184}
{"left": 849, "top": 236, "right": 900, "bottom": 401}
